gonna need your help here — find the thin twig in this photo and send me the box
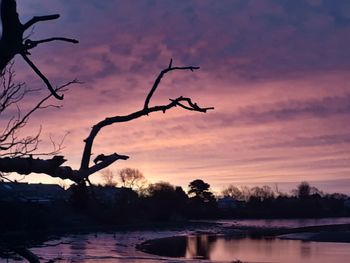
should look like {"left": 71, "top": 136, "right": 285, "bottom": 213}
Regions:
{"left": 25, "top": 37, "right": 79, "bottom": 50}
{"left": 23, "top": 14, "right": 60, "bottom": 30}
{"left": 20, "top": 53, "right": 64, "bottom": 100}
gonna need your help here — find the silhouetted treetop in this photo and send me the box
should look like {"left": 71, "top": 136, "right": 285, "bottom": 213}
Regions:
{"left": 188, "top": 179, "right": 215, "bottom": 203}
{"left": 119, "top": 168, "right": 145, "bottom": 188}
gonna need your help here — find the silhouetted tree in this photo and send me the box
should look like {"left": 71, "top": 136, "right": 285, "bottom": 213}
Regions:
{"left": 147, "top": 181, "right": 176, "bottom": 197}
{"left": 222, "top": 185, "right": 243, "bottom": 200}
{"left": 187, "top": 179, "right": 216, "bottom": 218}
{"left": 145, "top": 182, "right": 188, "bottom": 220}
{"left": 0, "top": 1, "right": 214, "bottom": 186}
{"left": 188, "top": 179, "right": 215, "bottom": 203}
{"left": 119, "top": 168, "right": 146, "bottom": 189}
{"left": 250, "top": 185, "right": 275, "bottom": 202}
{"left": 0, "top": 0, "right": 78, "bottom": 99}
{"left": 0, "top": 2, "right": 214, "bottom": 260}
{"left": 295, "top": 181, "right": 311, "bottom": 199}
{"left": 100, "top": 169, "right": 118, "bottom": 187}
{"left": 69, "top": 183, "right": 90, "bottom": 210}
{"left": 0, "top": 0, "right": 78, "bottom": 185}
{"left": 0, "top": 63, "right": 77, "bottom": 183}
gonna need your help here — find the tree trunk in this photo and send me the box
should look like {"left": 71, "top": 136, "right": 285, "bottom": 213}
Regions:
{"left": 0, "top": 0, "right": 23, "bottom": 72}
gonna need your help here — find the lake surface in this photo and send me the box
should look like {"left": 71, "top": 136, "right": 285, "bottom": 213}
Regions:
{"left": 217, "top": 217, "right": 350, "bottom": 228}
{"left": 2, "top": 218, "right": 350, "bottom": 262}
{"left": 140, "top": 234, "right": 350, "bottom": 263}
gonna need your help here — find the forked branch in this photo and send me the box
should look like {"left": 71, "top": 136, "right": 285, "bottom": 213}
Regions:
{"left": 23, "top": 14, "right": 60, "bottom": 30}
{"left": 0, "top": 0, "right": 78, "bottom": 99}
{"left": 0, "top": 66, "right": 79, "bottom": 158}
{"left": 144, "top": 58, "right": 200, "bottom": 109}
{"left": 21, "top": 54, "right": 64, "bottom": 100}
{"left": 0, "top": 60, "right": 213, "bottom": 183}
{"left": 80, "top": 60, "right": 214, "bottom": 174}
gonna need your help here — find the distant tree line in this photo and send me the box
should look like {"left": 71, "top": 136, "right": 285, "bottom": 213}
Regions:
{"left": 68, "top": 169, "right": 350, "bottom": 222}
{"left": 220, "top": 181, "right": 349, "bottom": 218}
{"left": 1, "top": 169, "right": 350, "bottom": 234}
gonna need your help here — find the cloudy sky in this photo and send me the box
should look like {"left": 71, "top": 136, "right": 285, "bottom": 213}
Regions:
{"left": 5, "top": 0, "right": 350, "bottom": 194}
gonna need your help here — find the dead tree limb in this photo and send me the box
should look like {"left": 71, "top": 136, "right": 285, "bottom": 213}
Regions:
{"left": 0, "top": 60, "right": 214, "bottom": 184}
{"left": 23, "top": 14, "right": 60, "bottom": 30}
{"left": 80, "top": 60, "right": 213, "bottom": 171}
{"left": 143, "top": 58, "right": 199, "bottom": 109}
{"left": 0, "top": 65, "right": 79, "bottom": 158}
{"left": 0, "top": 65, "right": 79, "bottom": 185}
{"left": 21, "top": 53, "right": 64, "bottom": 100}
{"left": 0, "top": 153, "right": 128, "bottom": 182}
{"left": 0, "top": 0, "right": 78, "bottom": 99}
{"left": 0, "top": 2, "right": 214, "bottom": 184}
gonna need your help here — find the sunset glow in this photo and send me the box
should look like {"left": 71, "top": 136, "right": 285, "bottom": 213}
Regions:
{"left": 6, "top": 0, "right": 350, "bottom": 194}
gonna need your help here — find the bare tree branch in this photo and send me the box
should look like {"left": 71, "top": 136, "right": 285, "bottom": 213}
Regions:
{"left": 0, "top": 0, "right": 78, "bottom": 99}
{"left": 144, "top": 58, "right": 200, "bottom": 110}
{"left": 170, "top": 97, "right": 214, "bottom": 112}
{"left": 0, "top": 81, "right": 70, "bottom": 146}
{"left": 23, "top": 14, "right": 60, "bottom": 30}
{"left": 0, "top": 59, "right": 213, "bottom": 184}
{"left": 0, "top": 4, "right": 213, "bottom": 184}
{"left": 0, "top": 153, "right": 129, "bottom": 183}
{"left": 80, "top": 60, "right": 213, "bottom": 172}
{"left": 20, "top": 53, "right": 64, "bottom": 100}
{"left": 24, "top": 38, "right": 79, "bottom": 50}
{"left": 0, "top": 65, "right": 79, "bottom": 157}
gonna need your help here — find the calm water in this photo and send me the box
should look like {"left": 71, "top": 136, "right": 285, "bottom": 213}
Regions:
{"left": 141, "top": 234, "right": 350, "bottom": 263}
{"left": 2, "top": 218, "right": 350, "bottom": 263}
{"left": 217, "top": 217, "right": 350, "bottom": 228}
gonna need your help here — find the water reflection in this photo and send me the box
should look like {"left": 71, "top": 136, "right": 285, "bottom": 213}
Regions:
{"left": 70, "top": 235, "right": 88, "bottom": 258}
{"left": 4, "top": 218, "right": 350, "bottom": 262}
{"left": 218, "top": 217, "right": 350, "bottom": 228}
{"left": 300, "top": 242, "right": 311, "bottom": 258}
{"left": 142, "top": 235, "right": 350, "bottom": 263}
{"left": 186, "top": 235, "right": 215, "bottom": 259}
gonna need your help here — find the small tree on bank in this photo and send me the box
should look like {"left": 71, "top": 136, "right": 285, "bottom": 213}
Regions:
{"left": 100, "top": 169, "right": 118, "bottom": 187}
{"left": 188, "top": 179, "right": 216, "bottom": 218}
{"left": 188, "top": 179, "right": 215, "bottom": 202}
{"left": 222, "top": 185, "right": 244, "bottom": 200}
{"left": 119, "top": 168, "right": 146, "bottom": 188}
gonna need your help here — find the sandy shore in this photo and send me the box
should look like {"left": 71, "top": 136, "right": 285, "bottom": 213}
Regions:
{"left": 222, "top": 222, "right": 350, "bottom": 243}
{"left": 277, "top": 223, "right": 350, "bottom": 243}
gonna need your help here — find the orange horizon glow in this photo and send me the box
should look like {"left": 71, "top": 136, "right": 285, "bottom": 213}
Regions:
{"left": 3, "top": 0, "right": 350, "bottom": 195}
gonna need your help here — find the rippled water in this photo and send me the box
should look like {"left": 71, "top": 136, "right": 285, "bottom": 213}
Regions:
{"left": 2, "top": 218, "right": 350, "bottom": 262}
{"left": 1, "top": 230, "right": 199, "bottom": 263}
{"left": 218, "top": 217, "right": 350, "bottom": 228}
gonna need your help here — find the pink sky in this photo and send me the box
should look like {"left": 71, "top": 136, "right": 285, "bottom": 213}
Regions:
{"left": 3, "top": 0, "right": 350, "bottom": 194}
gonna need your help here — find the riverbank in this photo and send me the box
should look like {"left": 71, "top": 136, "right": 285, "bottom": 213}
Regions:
{"left": 137, "top": 222, "right": 350, "bottom": 263}
{"left": 278, "top": 223, "right": 350, "bottom": 243}
{"left": 2, "top": 219, "right": 350, "bottom": 262}
{"left": 221, "top": 221, "right": 350, "bottom": 242}
{"left": 2, "top": 221, "right": 224, "bottom": 263}
{"left": 0, "top": 220, "right": 221, "bottom": 262}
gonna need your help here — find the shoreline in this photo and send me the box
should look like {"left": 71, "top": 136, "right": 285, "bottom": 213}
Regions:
{"left": 2, "top": 220, "right": 350, "bottom": 262}
{"left": 276, "top": 223, "right": 350, "bottom": 243}
{"left": 222, "top": 222, "right": 350, "bottom": 243}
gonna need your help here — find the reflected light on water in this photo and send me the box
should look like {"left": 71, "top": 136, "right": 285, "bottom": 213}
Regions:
{"left": 4, "top": 219, "right": 350, "bottom": 263}
{"left": 182, "top": 235, "right": 350, "bottom": 263}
